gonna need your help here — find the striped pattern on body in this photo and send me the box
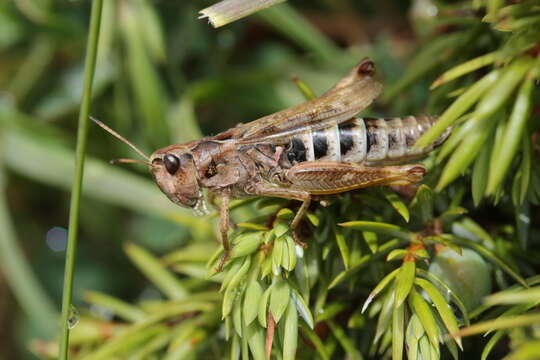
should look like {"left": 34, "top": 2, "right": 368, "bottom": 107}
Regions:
{"left": 284, "top": 115, "right": 449, "bottom": 166}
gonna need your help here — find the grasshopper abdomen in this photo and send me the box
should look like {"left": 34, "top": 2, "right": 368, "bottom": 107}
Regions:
{"left": 282, "top": 115, "right": 450, "bottom": 167}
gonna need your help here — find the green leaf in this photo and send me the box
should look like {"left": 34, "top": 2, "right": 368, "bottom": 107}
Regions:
{"left": 246, "top": 322, "right": 266, "bottom": 360}
{"left": 456, "top": 313, "right": 540, "bottom": 337}
{"left": 274, "top": 222, "right": 289, "bottom": 238}
{"left": 415, "top": 278, "right": 462, "bottom": 349}
{"left": 382, "top": 189, "right": 410, "bottom": 222}
{"left": 416, "top": 268, "right": 470, "bottom": 326}
{"left": 222, "top": 286, "right": 238, "bottom": 319}
{"left": 406, "top": 317, "right": 420, "bottom": 360}
{"left": 327, "top": 320, "right": 363, "bottom": 360}
{"left": 233, "top": 294, "right": 243, "bottom": 336}
{"left": 486, "top": 77, "right": 533, "bottom": 194}
{"left": 395, "top": 260, "right": 416, "bottom": 309}
{"left": 291, "top": 290, "right": 314, "bottom": 329}
{"left": 124, "top": 243, "right": 187, "bottom": 300}
{"left": 258, "top": 286, "right": 272, "bottom": 328}
{"left": 339, "top": 221, "right": 411, "bottom": 241}
{"left": 82, "top": 291, "right": 146, "bottom": 323}
{"left": 374, "top": 290, "right": 395, "bottom": 344}
{"left": 439, "top": 207, "right": 468, "bottom": 227}
{"left": 283, "top": 298, "right": 298, "bottom": 360}
{"left": 437, "top": 115, "right": 497, "bottom": 190}
{"left": 334, "top": 227, "right": 350, "bottom": 269}
{"left": 231, "top": 232, "right": 264, "bottom": 258}
{"left": 410, "top": 185, "right": 433, "bottom": 223}
{"left": 474, "top": 55, "right": 533, "bottom": 121}
{"left": 284, "top": 236, "right": 297, "bottom": 271}
{"left": 276, "top": 208, "right": 295, "bottom": 221}
{"left": 362, "top": 268, "right": 400, "bottom": 313}
{"left": 299, "top": 323, "right": 330, "bottom": 360}
{"left": 330, "top": 239, "right": 407, "bottom": 289}
{"left": 281, "top": 237, "right": 290, "bottom": 270}
{"left": 226, "top": 256, "right": 252, "bottom": 292}
{"left": 472, "top": 135, "right": 492, "bottom": 206}
{"left": 306, "top": 212, "right": 320, "bottom": 226}
{"left": 386, "top": 249, "right": 408, "bottom": 261}
{"left": 244, "top": 281, "right": 264, "bottom": 326}
{"left": 437, "top": 58, "right": 532, "bottom": 191}
{"left": 220, "top": 258, "right": 243, "bottom": 292}
{"left": 236, "top": 222, "right": 269, "bottom": 231}
{"left": 270, "top": 278, "right": 290, "bottom": 323}
{"left": 484, "top": 286, "right": 540, "bottom": 305}
{"left": 431, "top": 51, "right": 498, "bottom": 89}
{"left": 506, "top": 339, "right": 540, "bottom": 360}
{"left": 408, "top": 287, "right": 440, "bottom": 347}
{"left": 392, "top": 302, "right": 404, "bottom": 360}
{"left": 272, "top": 238, "right": 284, "bottom": 274}
{"left": 512, "top": 136, "right": 532, "bottom": 207}
{"left": 481, "top": 331, "right": 505, "bottom": 360}
{"left": 383, "top": 32, "right": 469, "bottom": 102}
{"left": 418, "top": 335, "right": 432, "bottom": 360}
{"left": 363, "top": 231, "right": 378, "bottom": 253}
{"left": 436, "top": 117, "right": 475, "bottom": 162}
{"left": 416, "top": 70, "right": 500, "bottom": 148}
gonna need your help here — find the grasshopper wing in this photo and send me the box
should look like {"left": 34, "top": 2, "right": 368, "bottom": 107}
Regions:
{"left": 234, "top": 58, "right": 382, "bottom": 144}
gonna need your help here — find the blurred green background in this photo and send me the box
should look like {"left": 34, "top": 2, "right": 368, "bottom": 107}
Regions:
{"left": 0, "top": 1, "right": 428, "bottom": 357}
{"left": 3, "top": 0, "right": 538, "bottom": 359}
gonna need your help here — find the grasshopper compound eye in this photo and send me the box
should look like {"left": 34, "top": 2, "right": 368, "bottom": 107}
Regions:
{"left": 164, "top": 154, "right": 180, "bottom": 175}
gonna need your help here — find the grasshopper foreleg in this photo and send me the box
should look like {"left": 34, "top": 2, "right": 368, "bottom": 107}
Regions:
{"left": 217, "top": 193, "right": 231, "bottom": 272}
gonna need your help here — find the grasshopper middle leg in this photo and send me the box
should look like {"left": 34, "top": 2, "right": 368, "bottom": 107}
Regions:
{"left": 251, "top": 184, "right": 311, "bottom": 246}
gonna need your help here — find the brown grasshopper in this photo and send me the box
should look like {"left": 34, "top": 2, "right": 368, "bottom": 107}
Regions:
{"left": 92, "top": 58, "right": 450, "bottom": 269}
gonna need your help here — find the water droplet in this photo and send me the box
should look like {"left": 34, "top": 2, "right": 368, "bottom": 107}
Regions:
{"left": 68, "top": 305, "right": 80, "bottom": 329}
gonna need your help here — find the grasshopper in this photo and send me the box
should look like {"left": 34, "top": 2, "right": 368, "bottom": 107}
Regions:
{"left": 92, "top": 58, "right": 450, "bottom": 269}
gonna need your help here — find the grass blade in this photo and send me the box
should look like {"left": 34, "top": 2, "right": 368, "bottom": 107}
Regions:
{"left": 0, "top": 166, "right": 57, "bottom": 335}
{"left": 258, "top": 3, "right": 340, "bottom": 64}
{"left": 59, "top": 1, "right": 104, "bottom": 357}
{"left": 199, "top": 0, "right": 286, "bottom": 28}
{"left": 124, "top": 243, "right": 188, "bottom": 300}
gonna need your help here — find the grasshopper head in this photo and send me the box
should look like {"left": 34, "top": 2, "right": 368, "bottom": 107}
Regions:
{"left": 150, "top": 146, "right": 207, "bottom": 215}
{"left": 90, "top": 117, "right": 208, "bottom": 215}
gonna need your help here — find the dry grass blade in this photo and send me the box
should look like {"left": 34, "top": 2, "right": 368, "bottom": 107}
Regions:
{"left": 199, "top": 0, "right": 286, "bottom": 27}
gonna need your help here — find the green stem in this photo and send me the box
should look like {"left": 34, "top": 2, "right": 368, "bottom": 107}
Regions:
{"left": 0, "top": 167, "right": 57, "bottom": 335}
{"left": 59, "top": 0, "right": 104, "bottom": 358}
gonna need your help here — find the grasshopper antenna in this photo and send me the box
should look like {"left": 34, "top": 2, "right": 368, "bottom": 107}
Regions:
{"left": 110, "top": 158, "right": 152, "bottom": 166}
{"left": 90, "top": 116, "right": 150, "bottom": 161}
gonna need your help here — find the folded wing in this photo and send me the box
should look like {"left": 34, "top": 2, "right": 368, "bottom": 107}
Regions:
{"left": 234, "top": 58, "right": 383, "bottom": 144}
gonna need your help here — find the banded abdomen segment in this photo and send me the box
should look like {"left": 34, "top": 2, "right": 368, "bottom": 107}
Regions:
{"left": 283, "top": 115, "right": 450, "bottom": 166}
